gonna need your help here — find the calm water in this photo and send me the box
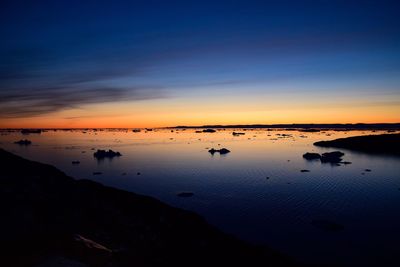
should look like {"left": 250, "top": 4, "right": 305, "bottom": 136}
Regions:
{"left": 1, "top": 129, "right": 400, "bottom": 266}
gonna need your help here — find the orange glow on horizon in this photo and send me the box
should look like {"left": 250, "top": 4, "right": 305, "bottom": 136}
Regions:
{"left": 1, "top": 100, "right": 399, "bottom": 128}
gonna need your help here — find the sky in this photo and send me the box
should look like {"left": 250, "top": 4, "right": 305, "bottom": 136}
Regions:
{"left": 1, "top": 0, "right": 400, "bottom": 128}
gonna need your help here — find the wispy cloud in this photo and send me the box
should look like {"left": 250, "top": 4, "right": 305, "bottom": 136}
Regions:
{"left": 0, "top": 47, "right": 166, "bottom": 118}
{"left": 0, "top": 86, "right": 165, "bottom": 118}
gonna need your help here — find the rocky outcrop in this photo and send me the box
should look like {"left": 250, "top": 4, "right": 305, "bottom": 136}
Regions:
{"left": 314, "top": 134, "right": 400, "bottom": 155}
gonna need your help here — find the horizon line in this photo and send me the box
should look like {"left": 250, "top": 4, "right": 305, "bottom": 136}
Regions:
{"left": 1, "top": 122, "right": 400, "bottom": 130}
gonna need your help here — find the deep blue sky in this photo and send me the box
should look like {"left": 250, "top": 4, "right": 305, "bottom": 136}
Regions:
{"left": 1, "top": 0, "right": 400, "bottom": 126}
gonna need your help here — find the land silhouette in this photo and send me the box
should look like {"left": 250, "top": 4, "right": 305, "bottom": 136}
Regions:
{"left": 314, "top": 134, "right": 400, "bottom": 155}
{"left": 174, "top": 123, "right": 400, "bottom": 130}
{"left": 0, "top": 149, "right": 299, "bottom": 267}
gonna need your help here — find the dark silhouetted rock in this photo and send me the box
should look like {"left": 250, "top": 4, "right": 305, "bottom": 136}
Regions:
{"left": 203, "top": 129, "right": 216, "bottom": 133}
{"left": 72, "top": 161, "right": 80, "bottom": 165}
{"left": 300, "top": 169, "right": 310, "bottom": 173}
{"left": 314, "top": 134, "right": 400, "bottom": 155}
{"left": 302, "top": 152, "right": 321, "bottom": 160}
{"left": 232, "top": 132, "right": 245, "bottom": 136}
{"left": 208, "top": 148, "right": 217, "bottom": 154}
{"left": 219, "top": 148, "right": 230, "bottom": 154}
{"left": 321, "top": 151, "right": 345, "bottom": 163}
{"left": 208, "top": 148, "right": 231, "bottom": 155}
{"left": 93, "top": 149, "right": 122, "bottom": 159}
{"left": 14, "top": 139, "right": 32, "bottom": 145}
{"left": 177, "top": 192, "right": 194, "bottom": 197}
{"left": 365, "top": 169, "right": 371, "bottom": 172}
{"left": 311, "top": 220, "right": 344, "bottom": 232}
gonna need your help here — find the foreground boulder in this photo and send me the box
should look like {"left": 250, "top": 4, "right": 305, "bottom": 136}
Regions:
{"left": 0, "top": 149, "right": 298, "bottom": 267}
{"left": 93, "top": 149, "right": 122, "bottom": 159}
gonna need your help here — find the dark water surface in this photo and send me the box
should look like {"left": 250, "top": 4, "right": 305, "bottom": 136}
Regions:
{"left": 1, "top": 129, "right": 400, "bottom": 266}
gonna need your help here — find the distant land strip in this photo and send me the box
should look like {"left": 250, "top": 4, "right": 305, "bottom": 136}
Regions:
{"left": 173, "top": 123, "right": 400, "bottom": 130}
{"left": 1, "top": 123, "right": 400, "bottom": 131}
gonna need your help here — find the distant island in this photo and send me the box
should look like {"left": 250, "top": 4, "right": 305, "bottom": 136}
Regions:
{"left": 173, "top": 123, "right": 400, "bottom": 130}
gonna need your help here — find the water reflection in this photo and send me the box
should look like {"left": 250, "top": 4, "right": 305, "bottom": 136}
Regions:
{"left": 1, "top": 129, "right": 400, "bottom": 266}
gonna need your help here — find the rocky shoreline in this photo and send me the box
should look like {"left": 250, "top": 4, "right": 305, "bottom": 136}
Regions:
{"left": 0, "top": 149, "right": 299, "bottom": 267}
{"left": 314, "top": 134, "right": 400, "bottom": 155}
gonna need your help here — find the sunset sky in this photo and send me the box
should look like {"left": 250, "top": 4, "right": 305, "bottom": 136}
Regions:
{"left": 1, "top": 0, "right": 399, "bottom": 128}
